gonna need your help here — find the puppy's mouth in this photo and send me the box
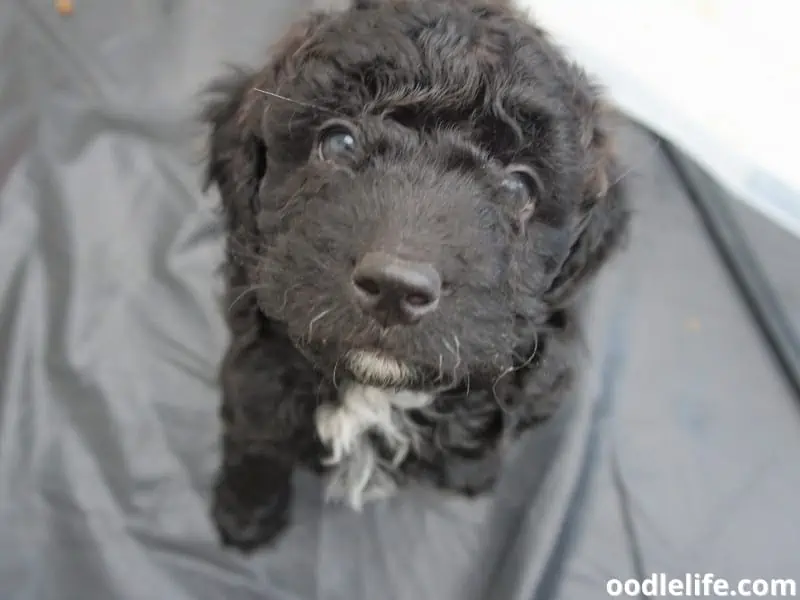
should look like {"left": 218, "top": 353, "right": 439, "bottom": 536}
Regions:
{"left": 344, "top": 349, "right": 415, "bottom": 388}
{"left": 275, "top": 319, "right": 463, "bottom": 391}
{"left": 342, "top": 349, "right": 454, "bottom": 391}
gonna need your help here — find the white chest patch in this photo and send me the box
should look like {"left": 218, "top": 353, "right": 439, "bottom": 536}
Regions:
{"left": 314, "top": 383, "right": 433, "bottom": 510}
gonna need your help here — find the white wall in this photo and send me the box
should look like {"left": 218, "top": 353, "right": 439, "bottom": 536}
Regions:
{"left": 514, "top": 0, "right": 800, "bottom": 239}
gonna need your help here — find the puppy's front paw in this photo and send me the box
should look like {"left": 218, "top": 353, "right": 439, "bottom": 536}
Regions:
{"left": 212, "top": 475, "right": 291, "bottom": 553}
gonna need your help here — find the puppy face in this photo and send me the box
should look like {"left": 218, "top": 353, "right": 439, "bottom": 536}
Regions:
{"left": 204, "top": 0, "right": 628, "bottom": 393}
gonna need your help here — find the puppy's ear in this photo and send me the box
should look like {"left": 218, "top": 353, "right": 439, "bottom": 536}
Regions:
{"left": 201, "top": 15, "right": 328, "bottom": 236}
{"left": 202, "top": 69, "right": 265, "bottom": 237}
{"left": 543, "top": 87, "right": 631, "bottom": 307}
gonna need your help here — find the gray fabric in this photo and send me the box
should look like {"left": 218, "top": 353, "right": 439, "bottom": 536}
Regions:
{"left": 1, "top": 1, "right": 799, "bottom": 599}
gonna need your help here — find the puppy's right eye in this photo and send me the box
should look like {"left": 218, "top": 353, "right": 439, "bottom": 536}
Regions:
{"left": 317, "top": 121, "right": 358, "bottom": 162}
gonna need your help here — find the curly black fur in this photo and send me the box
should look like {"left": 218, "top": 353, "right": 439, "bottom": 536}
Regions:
{"left": 201, "top": 0, "right": 630, "bottom": 553}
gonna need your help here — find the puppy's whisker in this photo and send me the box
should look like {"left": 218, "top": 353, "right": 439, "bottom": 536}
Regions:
{"left": 253, "top": 87, "right": 348, "bottom": 119}
{"left": 332, "top": 356, "right": 342, "bottom": 390}
{"left": 443, "top": 335, "right": 462, "bottom": 377}
{"left": 492, "top": 369, "right": 514, "bottom": 413}
{"left": 492, "top": 335, "right": 540, "bottom": 412}
{"left": 517, "top": 334, "right": 540, "bottom": 370}
{"left": 278, "top": 284, "right": 301, "bottom": 313}
{"left": 511, "top": 334, "right": 540, "bottom": 366}
{"left": 228, "top": 284, "right": 270, "bottom": 312}
{"left": 307, "top": 309, "right": 332, "bottom": 342}
{"left": 442, "top": 339, "right": 454, "bottom": 355}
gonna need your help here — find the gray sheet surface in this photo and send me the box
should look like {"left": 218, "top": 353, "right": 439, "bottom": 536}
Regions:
{"left": 2, "top": 1, "right": 799, "bottom": 599}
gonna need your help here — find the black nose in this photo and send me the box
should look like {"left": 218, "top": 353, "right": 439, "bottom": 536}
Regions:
{"left": 351, "top": 252, "right": 442, "bottom": 326}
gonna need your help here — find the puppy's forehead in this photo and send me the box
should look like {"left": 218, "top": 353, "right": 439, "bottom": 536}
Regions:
{"left": 280, "top": 1, "right": 556, "bottom": 117}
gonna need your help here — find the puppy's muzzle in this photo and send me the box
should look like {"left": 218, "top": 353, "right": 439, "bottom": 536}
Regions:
{"left": 351, "top": 252, "right": 441, "bottom": 327}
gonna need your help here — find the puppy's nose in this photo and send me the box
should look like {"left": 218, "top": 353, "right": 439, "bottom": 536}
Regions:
{"left": 351, "top": 252, "right": 442, "bottom": 326}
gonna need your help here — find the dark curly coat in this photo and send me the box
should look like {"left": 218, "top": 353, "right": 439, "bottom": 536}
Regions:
{"left": 201, "top": 0, "right": 630, "bottom": 553}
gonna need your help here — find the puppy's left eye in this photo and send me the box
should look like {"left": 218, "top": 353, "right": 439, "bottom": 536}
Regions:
{"left": 501, "top": 165, "right": 542, "bottom": 198}
{"left": 317, "top": 121, "right": 358, "bottom": 162}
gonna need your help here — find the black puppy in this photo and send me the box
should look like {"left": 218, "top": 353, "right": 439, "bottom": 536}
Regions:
{"left": 202, "top": 0, "right": 629, "bottom": 552}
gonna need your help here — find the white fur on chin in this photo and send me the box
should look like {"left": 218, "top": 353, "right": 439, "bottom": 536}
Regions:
{"left": 345, "top": 349, "right": 417, "bottom": 388}
{"left": 315, "top": 382, "right": 433, "bottom": 510}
